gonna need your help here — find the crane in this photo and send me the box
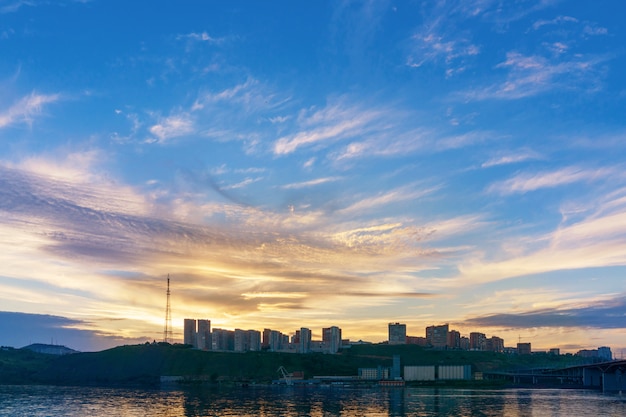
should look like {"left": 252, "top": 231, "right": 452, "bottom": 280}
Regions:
{"left": 277, "top": 366, "right": 293, "bottom": 385}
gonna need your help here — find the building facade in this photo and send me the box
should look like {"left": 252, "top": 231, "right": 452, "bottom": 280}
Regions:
{"left": 183, "top": 319, "right": 197, "bottom": 346}
{"left": 470, "top": 332, "right": 487, "bottom": 351}
{"left": 196, "top": 319, "right": 211, "bottom": 350}
{"left": 322, "top": 326, "right": 342, "bottom": 353}
{"left": 426, "top": 324, "right": 449, "bottom": 348}
{"left": 388, "top": 323, "right": 406, "bottom": 345}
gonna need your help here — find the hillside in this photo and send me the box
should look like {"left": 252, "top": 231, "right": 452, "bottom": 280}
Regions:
{"left": 0, "top": 343, "right": 592, "bottom": 387}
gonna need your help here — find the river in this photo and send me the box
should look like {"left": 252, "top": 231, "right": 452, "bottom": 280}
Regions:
{"left": 1, "top": 385, "right": 625, "bottom": 416}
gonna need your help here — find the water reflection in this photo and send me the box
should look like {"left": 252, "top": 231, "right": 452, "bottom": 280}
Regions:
{"left": 1, "top": 385, "right": 625, "bottom": 416}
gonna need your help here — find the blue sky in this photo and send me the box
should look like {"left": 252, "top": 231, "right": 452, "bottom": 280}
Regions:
{"left": 1, "top": 0, "right": 625, "bottom": 353}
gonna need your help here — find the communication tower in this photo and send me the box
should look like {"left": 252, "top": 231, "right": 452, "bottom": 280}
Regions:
{"left": 163, "top": 274, "right": 173, "bottom": 343}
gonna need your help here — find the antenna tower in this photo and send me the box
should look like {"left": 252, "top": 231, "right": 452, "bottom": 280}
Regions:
{"left": 163, "top": 274, "right": 173, "bottom": 343}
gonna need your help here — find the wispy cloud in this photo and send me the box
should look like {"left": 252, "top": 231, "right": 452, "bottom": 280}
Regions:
{"left": 531, "top": 15, "right": 579, "bottom": 31}
{"left": 406, "top": 32, "right": 479, "bottom": 75}
{"left": 148, "top": 112, "right": 194, "bottom": 143}
{"left": 0, "top": 155, "right": 452, "bottom": 336}
{"left": 465, "top": 295, "right": 626, "bottom": 330}
{"left": 192, "top": 78, "right": 285, "bottom": 114}
{"left": 0, "top": 92, "right": 60, "bottom": 128}
{"left": 459, "top": 51, "right": 606, "bottom": 100}
{"left": 280, "top": 177, "right": 341, "bottom": 190}
{"left": 405, "top": 0, "right": 482, "bottom": 75}
{"left": 273, "top": 100, "right": 383, "bottom": 155}
{"left": 458, "top": 188, "right": 626, "bottom": 284}
{"left": 338, "top": 183, "right": 438, "bottom": 216}
{"left": 177, "top": 31, "right": 225, "bottom": 45}
{"left": 481, "top": 149, "right": 543, "bottom": 168}
{"left": 0, "top": 0, "right": 34, "bottom": 14}
{"left": 487, "top": 166, "right": 615, "bottom": 195}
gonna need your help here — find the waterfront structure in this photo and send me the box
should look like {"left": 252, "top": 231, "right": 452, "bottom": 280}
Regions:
{"left": 426, "top": 324, "right": 449, "bottom": 348}
{"left": 404, "top": 366, "right": 435, "bottom": 381}
{"left": 438, "top": 365, "right": 472, "bottom": 380}
{"left": 391, "top": 355, "right": 401, "bottom": 379}
{"left": 388, "top": 323, "right": 406, "bottom": 345}
{"left": 359, "top": 367, "right": 390, "bottom": 380}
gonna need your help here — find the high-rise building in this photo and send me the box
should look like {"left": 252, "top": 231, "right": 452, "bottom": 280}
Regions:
{"left": 486, "top": 336, "right": 504, "bottom": 353}
{"left": 233, "top": 329, "right": 262, "bottom": 352}
{"left": 447, "top": 330, "right": 461, "bottom": 349}
{"left": 460, "top": 336, "right": 470, "bottom": 350}
{"left": 212, "top": 328, "right": 235, "bottom": 351}
{"left": 388, "top": 323, "right": 406, "bottom": 345}
{"left": 196, "top": 319, "right": 211, "bottom": 350}
{"left": 184, "top": 318, "right": 197, "bottom": 347}
{"left": 426, "top": 324, "right": 449, "bottom": 348}
{"left": 234, "top": 329, "right": 248, "bottom": 352}
{"left": 517, "top": 342, "right": 531, "bottom": 355}
{"left": 262, "top": 328, "right": 272, "bottom": 349}
{"left": 299, "top": 327, "right": 312, "bottom": 353}
{"left": 322, "top": 326, "right": 342, "bottom": 353}
{"left": 470, "top": 332, "right": 487, "bottom": 351}
{"left": 598, "top": 346, "right": 612, "bottom": 361}
{"left": 265, "top": 329, "right": 284, "bottom": 352}
{"left": 248, "top": 330, "right": 261, "bottom": 351}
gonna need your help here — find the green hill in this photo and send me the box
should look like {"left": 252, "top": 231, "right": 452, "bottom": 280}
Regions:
{"left": 0, "top": 343, "right": 592, "bottom": 387}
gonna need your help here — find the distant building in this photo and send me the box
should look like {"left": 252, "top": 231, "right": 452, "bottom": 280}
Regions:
{"left": 577, "top": 347, "right": 612, "bottom": 361}
{"left": 263, "top": 328, "right": 288, "bottom": 352}
{"left": 460, "top": 336, "right": 470, "bottom": 350}
{"left": 470, "top": 332, "right": 486, "bottom": 351}
{"left": 212, "top": 328, "right": 234, "bottom": 351}
{"left": 598, "top": 346, "right": 612, "bottom": 361}
{"left": 234, "top": 329, "right": 261, "bottom": 352}
{"left": 426, "top": 324, "right": 449, "bottom": 348}
{"left": 359, "top": 367, "right": 389, "bottom": 380}
{"left": 196, "top": 319, "right": 211, "bottom": 350}
{"left": 549, "top": 348, "right": 560, "bottom": 355}
{"left": 388, "top": 323, "right": 406, "bottom": 345}
{"left": 517, "top": 342, "right": 531, "bottom": 355}
{"left": 299, "top": 327, "right": 312, "bottom": 353}
{"left": 322, "top": 326, "right": 342, "bottom": 353}
{"left": 406, "top": 336, "right": 427, "bottom": 346}
{"left": 184, "top": 319, "right": 197, "bottom": 347}
{"left": 486, "top": 336, "right": 504, "bottom": 353}
{"left": 391, "top": 355, "right": 401, "bottom": 379}
{"left": 447, "top": 330, "right": 461, "bottom": 349}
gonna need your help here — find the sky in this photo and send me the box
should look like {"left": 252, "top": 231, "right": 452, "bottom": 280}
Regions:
{"left": 1, "top": 0, "right": 625, "bottom": 354}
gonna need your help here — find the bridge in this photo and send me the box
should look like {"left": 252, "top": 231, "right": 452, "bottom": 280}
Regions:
{"left": 485, "top": 360, "right": 626, "bottom": 392}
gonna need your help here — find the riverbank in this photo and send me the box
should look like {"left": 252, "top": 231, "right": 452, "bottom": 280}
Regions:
{"left": 0, "top": 342, "right": 595, "bottom": 388}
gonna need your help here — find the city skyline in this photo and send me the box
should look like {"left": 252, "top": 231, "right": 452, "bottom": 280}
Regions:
{"left": 1, "top": 1, "right": 626, "bottom": 353}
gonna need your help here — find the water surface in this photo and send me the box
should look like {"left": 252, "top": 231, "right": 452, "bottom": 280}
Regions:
{"left": 1, "top": 385, "right": 625, "bottom": 416}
